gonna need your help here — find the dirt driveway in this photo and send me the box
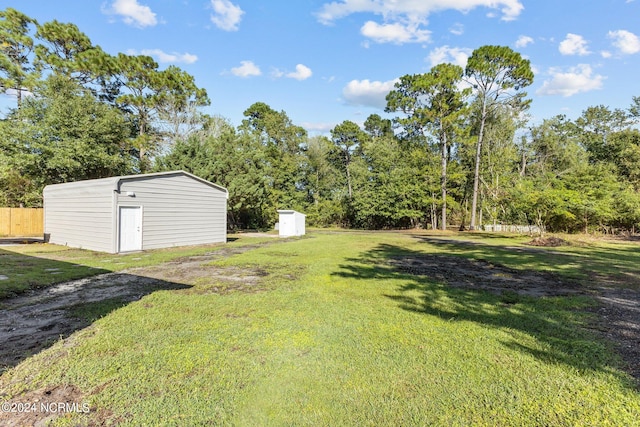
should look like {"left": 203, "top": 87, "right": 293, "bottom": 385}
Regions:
{"left": 0, "top": 273, "right": 187, "bottom": 369}
{"left": 409, "top": 235, "right": 640, "bottom": 384}
{"left": 0, "top": 244, "right": 272, "bottom": 371}
{"left": 390, "top": 251, "right": 640, "bottom": 383}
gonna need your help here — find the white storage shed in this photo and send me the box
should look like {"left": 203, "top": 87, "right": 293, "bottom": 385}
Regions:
{"left": 277, "top": 210, "right": 306, "bottom": 237}
{"left": 43, "top": 171, "right": 228, "bottom": 253}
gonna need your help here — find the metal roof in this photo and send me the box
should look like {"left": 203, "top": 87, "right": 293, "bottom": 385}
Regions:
{"left": 43, "top": 170, "right": 228, "bottom": 195}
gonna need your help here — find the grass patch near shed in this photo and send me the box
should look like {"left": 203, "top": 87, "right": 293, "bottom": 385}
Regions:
{"left": 67, "top": 297, "right": 130, "bottom": 324}
{"left": 0, "top": 247, "right": 104, "bottom": 299}
{"left": 1, "top": 231, "right": 639, "bottom": 426}
{"left": 0, "top": 237, "right": 275, "bottom": 299}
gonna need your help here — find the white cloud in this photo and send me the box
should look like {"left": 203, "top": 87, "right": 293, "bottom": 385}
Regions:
{"left": 286, "top": 64, "right": 313, "bottom": 81}
{"left": 559, "top": 33, "right": 591, "bottom": 56}
{"left": 3, "top": 88, "right": 35, "bottom": 100}
{"left": 271, "top": 68, "right": 285, "bottom": 78}
{"left": 427, "top": 45, "right": 472, "bottom": 67}
{"left": 515, "top": 35, "right": 534, "bottom": 48}
{"left": 317, "top": 0, "right": 524, "bottom": 25}
{"left": 608, "top": 30, "right": 640, "bottom": 55}
{"left": 131, "top": 49, "right": 198, "bottom": 64}
{"left": 210, "top": 0, "right": 244, "bottom": 31}
{"left": 449, "top": 23, "right": 464, "bottom": 36}
{"left": 537, "top": 64, "right": 605, "bottom": 97}
{"left": 231, "top": 60, "right": 261, "bottom": 78}
{"left": 342, "top": 79, "right": 399, "bottom": 109}
{"left": 302, "top": 122, "right": 335, "bottom": 133}
{"left": 271, "top": 64, "right": 313, "bottom": 80}
{"left": 105, "top": 0, "right": 157, "bottom": 27}
{"left": 360, "top": 21, "right": 430, "bottom": 44}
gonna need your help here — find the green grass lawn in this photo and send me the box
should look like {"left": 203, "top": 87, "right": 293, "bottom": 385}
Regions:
{"left": 0, "top": 236, "right": 274, "bottom": 298}
{"left": 1, "top": 231, "right": 639, "bottom": 426}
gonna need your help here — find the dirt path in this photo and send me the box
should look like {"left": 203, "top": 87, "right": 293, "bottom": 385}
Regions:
{"left": 590, "top": 286, "right": 640, "bottom": 381}
{"left": 0, "top": 273, "right": 185, "bottom": 369}
{"left": 0, "top": 243, "right": 274, "bottom": 371}
{"left": 390, "top": 255, "right": 585, "bottom": 298}
{"left": 410, "top": 234, "right": 640, "bottom": 385}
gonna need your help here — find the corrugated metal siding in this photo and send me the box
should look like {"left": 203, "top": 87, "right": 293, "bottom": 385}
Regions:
{"left": 117, "top": 174, "right": 226, "bottom": 250}
{"left": 43, "top": 180, "right": 115, "bottom": 252}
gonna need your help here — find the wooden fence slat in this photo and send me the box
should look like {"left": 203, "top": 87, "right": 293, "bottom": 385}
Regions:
{"left": 0, "top": 208, "right": 43, "bottom": 237}
{"left": 0, "top": 208, "right": 10, "bottom": 236}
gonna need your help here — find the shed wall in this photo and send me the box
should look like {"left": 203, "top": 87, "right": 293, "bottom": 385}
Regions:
{"left": 117, "top": 174, "right": 226, "bottom": 250}
{"left": 295, "top": 212, "right": 306, "bottom": 236}
{"left": 277, "top": 210, "right": 306, "bottom": 237}
{"left": 43, "top": 180, "right": 115, "bottom": 252}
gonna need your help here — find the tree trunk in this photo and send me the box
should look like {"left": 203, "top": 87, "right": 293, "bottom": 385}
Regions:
{"left": 345, "top": 151, "right": 352, "bottom": 199}
{"left": 584, "top": 213, "right": 588, "bottom": 234}
{"left": 441, "top": 127, "right": 448, "bottom": 231}
{"left": 431, "top": 194, "right": 437, "bottom": 230}
{"left": 346, "top": 165, "right": 352, "bottom": 199}
{"left": 470, "top": 100, "right": 488, "bottom": 231}
{"left": 535, "top": 211, "right": 544, "bottom": 237}
{"left": 314, "top": 171, "right": 319, "bottom": 207}
{"left": 138, "top": 116, "right": 148, "bottom": 173}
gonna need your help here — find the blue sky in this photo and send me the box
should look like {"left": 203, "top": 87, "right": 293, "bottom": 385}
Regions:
{"left": 3, "top": 0, "right": 640, "bottom": 133}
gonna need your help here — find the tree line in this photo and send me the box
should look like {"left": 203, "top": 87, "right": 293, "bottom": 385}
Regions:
{"left": 0, "top": 7, "right": 209, "bottom": 205}
{"left": 2, "top": 8, "right": 640, "bottom": 233}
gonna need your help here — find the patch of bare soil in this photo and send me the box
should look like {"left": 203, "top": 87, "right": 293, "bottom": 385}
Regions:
{"left": 0, "top": 242, "right": 276, "bottom": 372}
{"left": 0, "top": 384, "right": 86, "bottom": 427}
{"left": 0, "top": 273, "right": 186, "bottom": 370}
{"left": 589, "top": 286, "right": 640, "bottom": 383}
{"left": 389, "top": 254, "right": 583, "bottom": 297}
{"left": 526, "top": 236, "right": 569, "bottom": 247}
{"left": 390, "top": 253, "right": 640, "bottom": 385}
{"left": 0, "top": 241, "right": 281, "bottom": 425}
{"left": 126, "top": 243, "right": 277, "bottom": 294}
{"left": 130, "top": 262, "right": 270, "bottom": 295}
{"left": 232, "top": 232, "right": 279, "bottom": 238}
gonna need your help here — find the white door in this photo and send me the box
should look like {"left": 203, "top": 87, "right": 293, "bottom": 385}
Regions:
{"left": 119, "top": 206, "right": 142, "bottom": 252}
{"left": 280, "top": 214, "right": 293, "bottom": 236}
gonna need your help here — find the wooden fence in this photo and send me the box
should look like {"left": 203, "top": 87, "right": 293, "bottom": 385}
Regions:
{"left": 0, "top": 208, "right": 44, "bottom": 237}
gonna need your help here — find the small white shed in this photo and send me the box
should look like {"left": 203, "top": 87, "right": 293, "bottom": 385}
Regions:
{"left": 277, "top": 210, "right": 306, "bottom": 237}
{"left": 43, "top": 171, "right": 228, "bottom": 253}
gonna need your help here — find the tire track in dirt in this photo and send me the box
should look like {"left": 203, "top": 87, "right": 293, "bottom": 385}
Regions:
{"left": 0, "top": 241, "right": 276, "bottom": 371}
{"left": 414, "top": 235, "right": 640, "bottom": 385}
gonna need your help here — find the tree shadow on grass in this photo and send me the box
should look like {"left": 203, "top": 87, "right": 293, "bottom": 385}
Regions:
{"left": 332, "top": 242, "right": 637, "bottom": 389}
{"left": 0, "top": 248, "right": 191, "bottom": 371}
{"left": 414, "top": 235, "right": 640, "bottom": 288}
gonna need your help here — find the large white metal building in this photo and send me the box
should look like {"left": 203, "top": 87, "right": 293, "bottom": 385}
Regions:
{"left": 43, "top": 171, "right": 228, "bottom": 253}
